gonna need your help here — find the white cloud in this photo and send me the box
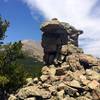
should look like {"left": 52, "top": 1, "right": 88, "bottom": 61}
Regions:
{"left": 23, "top": 0, "right": 100, "bottom": 57}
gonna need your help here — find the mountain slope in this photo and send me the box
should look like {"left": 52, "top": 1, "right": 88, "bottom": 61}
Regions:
{"left": 21, "top": 40, "right": 43, "bottom": 62}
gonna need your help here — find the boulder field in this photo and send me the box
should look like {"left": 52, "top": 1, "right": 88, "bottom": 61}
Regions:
{"left": 9, "top": 19, "right": 100, "bottom": 100}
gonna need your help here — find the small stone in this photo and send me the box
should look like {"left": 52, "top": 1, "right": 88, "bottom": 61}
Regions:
{"left": 70, "top": 80, "right": 81, "bottom": 88}
{"left": 63, "top": 97, "right": 76, "bottom": 100}
{"left": 42, "top": 65, "right": 56, "bottom": 76}
{"left": 57, "top": 83, "right": 66, "bottom": 91}
{"left": 56, "top": 68, "right": 65, "bottom": 76}
{"left": 85, "top": 92, "right": 93, "bottom": 100}
{"left": 24, "top": 97, "right": 36, "bottom": 100}
{"left": 49, "top": 65, "right": 56, "bottom": 76}
{"left": 81, "top": 79, "right": 90, "bottom": 86}
{"left": 92, "top": 66, "right": 100, "bottom": 72}
{"left": 89, "top": 71, "right": 100, "bottom": 81}
{"left": 80, "top": 75, "right": 90, "bottom": 85}
{"left": 76, "top": 96, "right": 91, "bottom": 100}
{"left": 41, "top": 90, "right": 51, "bottom": 99}
{"left": 57, "top": 90, "right": 64, "bottom": 100}
{"left": 33, "top": 77, "right": 38, "bottom": 84}
{"left": 67, "top": 54, "right": 83, "bottom": 71}
{"left": 42, "top": 83, "right": 52, "bottom": 88}
{"left": 38, "top": 81, "right": 42, "bottom": 85}
{"left": 61, "top": 45, "right": 68, "bottom": 55}
{"left": 72, "top": 70, "right": 83, "bottom": 80}
{"left": 42, "top": 66, "right": 50, "bottom": 75}
{"left": 64, "top": 86, "right": 78, "bottom": 97}
{"left": 26, "top": 78, "right": 33, "bottom": 86}
{"left": 87, "top": 80, "right": 100, "bottom": 89}
{"left": 92, "top": 88, "right": 100, "bottom": 100}
{"left": 60, "top": 55, "right": 65, "bottom": 60}
{"left": 64, "top": 71, "right": 74, "bottom": 81}
{"left": 80, "top": 75, "right": 86, "bottom": 80}
{"left": 79, "top": 54, "right": 98, "bottom": 66}
{"left": 8, "top": 94, "right": 17, "bottom": 100}
{"left": 50, "top": 75, "right": 59, "bottom": 82}
{"left": 49, "top": 86, "right": 57, "bottom": 96}
{"left": 61, "top": 62, "right": 68, "bottom": 67}
{"left": 86, "top": 69, "right": 94, "bottom": 75}
{"left": 61, "top": 62, "right": 70, "bottom": 71}
{"left": 40, "top": 75, "right": 49, "bottom": 82}
{"left": 76, "top": 92, "right": 80, "bottom": 96}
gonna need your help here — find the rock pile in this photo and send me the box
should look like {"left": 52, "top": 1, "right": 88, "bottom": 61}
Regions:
{"left": 8, "top": 19, "right": 100, "bottom": 100}
{"left": 41, "top": 18, "right": 83, "bottom": 65}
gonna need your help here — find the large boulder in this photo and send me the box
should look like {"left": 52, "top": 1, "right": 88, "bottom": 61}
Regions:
{"left": 41, "top": 19, "right": 83, "bottom": 65}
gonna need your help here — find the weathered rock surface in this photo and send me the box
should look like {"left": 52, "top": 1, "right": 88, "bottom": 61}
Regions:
{"left": 8, "top": 19, "right": 100, "bottom": 100}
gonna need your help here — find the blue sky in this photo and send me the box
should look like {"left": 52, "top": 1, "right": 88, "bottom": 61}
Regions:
{"left": 0, "top": 0, "right": 45, "bottom": 43}
{"left": 0, "top": 0, "right": 100, "bottom": 57}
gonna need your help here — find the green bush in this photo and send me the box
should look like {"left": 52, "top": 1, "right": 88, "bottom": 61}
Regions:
{"left": 0, "top": 16, "right": 29, "bottom": 99}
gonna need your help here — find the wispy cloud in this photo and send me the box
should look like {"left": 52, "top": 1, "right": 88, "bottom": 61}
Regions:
{"left": 23, "top": 0, "right": 100, "bottom": 57}
{"left": 4, "top": 0, "right": 8, "bottom": 3}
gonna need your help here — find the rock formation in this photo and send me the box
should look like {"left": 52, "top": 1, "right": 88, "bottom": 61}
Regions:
{"left": 8, "top": 19, "right": 100, "bottom": 100}
{"left": 41, "top": 18, "right": 83, "bottom": 65}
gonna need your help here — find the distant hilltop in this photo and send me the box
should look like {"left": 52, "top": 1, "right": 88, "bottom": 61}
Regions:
{"left": 21, "top": 40, "right": 43, "bottom": 62}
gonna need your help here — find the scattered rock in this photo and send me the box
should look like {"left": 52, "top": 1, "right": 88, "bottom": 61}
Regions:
{"left": 57, "top": 83, "right": 66, "bottom": 91}
{"left": 79, "top": 54, "right": 98, "bottom": 68}
{"left": 24, "top": 97, "right": 36, "bottom": 100}
{"left": 86, "top": 69, "right": 100, "bottom": 81}
{"left": 64, "top": 86, "right": 78, "bottom": 97}
{"left": 57, "top": 90, "right": 64, "bottom": 100}
{"left": 49, "top": 65, "right": 56, "bottom": 76}
{"left": 40, "top": 75, "right": 49, "bottom": 82}
{"left": 69, "top": 80, "right": 81, "bottom": 88}
{"left": 26, "top": 78, "right": 33, "bottom": 86}
{"left": 8, "top": 19, "right": 100, "bottom": 100}
{"left": 48, "top": 86, "right": 57, "bottom": 96}
{"left": 55, "top": 68, "right": 65, "bottom": 76}
{"left": 42, "top": 83, "right": 52, "bottom": 88}
{"left": 92, "top": 87, "right": 100, "bottom": 100}
{"left": 8, "top": 94, "right": 17, "bottom": 100}
{"left": 76, "top": 96, "right": 91, "bottom": 100}
{"left": 41, "top": 66, "right": 50, "bottom": 75}
{"left": 87, "top": 80, "right": 99, "bottom": 89}
{"left": 33, "top": 77, "right": 38, "bottom": 84}
{"left": 67, "top": 54, "right": 83, "bottom": 71}
{"left": 16, "top": 86, "right": 51, "bottom": 99}
{"left": 80, "top": 76, "right": 90, "bottom": 86}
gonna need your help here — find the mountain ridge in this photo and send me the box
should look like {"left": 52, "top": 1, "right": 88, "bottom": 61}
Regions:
{"left": 21, "top": 39, "right": 43, "bottom": 62}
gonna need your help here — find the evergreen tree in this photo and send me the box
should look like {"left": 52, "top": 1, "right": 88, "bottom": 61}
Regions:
{"left": 0, "top": 16, "right": 28, "bottom": 99}
{"left": 0, "top": 16, "right": 9, "bottom": 41}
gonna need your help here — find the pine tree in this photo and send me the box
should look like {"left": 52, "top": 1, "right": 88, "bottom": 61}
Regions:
{"left": 0, "top": 16, "right": 28, "bottom": 99}
{"left": 0, "top": 16, "right": 9, "bottom": 41}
